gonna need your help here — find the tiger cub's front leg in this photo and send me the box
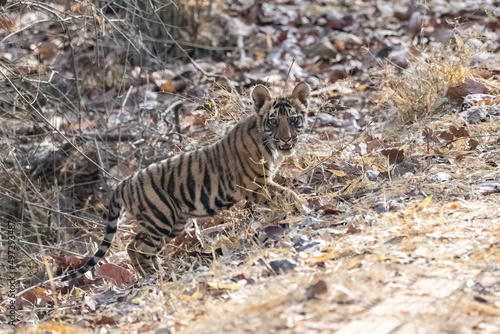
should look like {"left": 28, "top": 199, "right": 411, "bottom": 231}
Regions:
{"left": 256, "top": 180, "right": 307, "bottom": 212}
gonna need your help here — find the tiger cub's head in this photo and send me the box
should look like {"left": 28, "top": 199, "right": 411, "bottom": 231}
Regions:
{"left": 252, "top": 82, "right": 311, "bottom": 156}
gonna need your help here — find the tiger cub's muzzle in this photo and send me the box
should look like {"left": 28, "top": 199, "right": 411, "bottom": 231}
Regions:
{"left": 277, "top": 136, "right": 297, "bottom": 154}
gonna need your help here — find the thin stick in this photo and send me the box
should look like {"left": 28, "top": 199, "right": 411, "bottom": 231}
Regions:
{"left": 0, "top": 72, "right": 117, "bottom": 180}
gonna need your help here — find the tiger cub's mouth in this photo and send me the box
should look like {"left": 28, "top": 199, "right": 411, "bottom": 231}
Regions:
{"left": 278, "top": 143, "right": 294, "bottom": 154}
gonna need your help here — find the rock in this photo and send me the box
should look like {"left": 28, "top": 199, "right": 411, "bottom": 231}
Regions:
{"left": 465, "top": 105, "right": 489, "bottom": 124}
{"left": 447, "top": 78, "right": 489, "bottom": 101}
{"left": 462, "top": 94, "right": 495, "bottom": 110}
{"left": 476, "top": 182, "right": 500, "bottom": 195}
{"left": 391, "top": 161, "right": 420, "bottom": 177}
{"left": 366, "top": 170, "right": 380, "bottom": 181}
{"left": 269, "top": 259, "right": 297, "bottom": 274}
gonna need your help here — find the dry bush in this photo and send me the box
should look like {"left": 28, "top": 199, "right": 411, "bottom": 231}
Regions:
{"left": 377, "top": 31, "right": 482, "bottom": 124}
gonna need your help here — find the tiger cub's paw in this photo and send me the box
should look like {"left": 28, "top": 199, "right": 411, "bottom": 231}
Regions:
{"left": 288, "top": 191, "right": 309, "bottom": 214}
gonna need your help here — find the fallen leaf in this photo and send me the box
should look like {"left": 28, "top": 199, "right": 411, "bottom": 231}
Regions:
{"left": 328, "top": 169, "right": 346, "bottom": 177}
{"left": 418, "top": 195, "right": 433, "bottom": 209}
{"left": 160, "top": 80, "right": 175, "bottom": 91}
{"left": 381, "top": 148, "right": 404, "bottom": 164}
{"left": 94, "top": 263, "right": 135, "bottom": 287}
{"left": 95, "top": 316, "right": 116, "bottom": 326}
{"left": 346, "top": 224, "right": 361, "bottom": 234}
{"left": 306, "top": 280, "right": 328, "bottom": 299}
{"left": 468, "top": 138, "right": 479, "bottom": 150}
{"left": 449, "top": 126, "right": 469, "bottom": 139}
{"left": 316, "top": 205, "right": 342, "bottom": 215}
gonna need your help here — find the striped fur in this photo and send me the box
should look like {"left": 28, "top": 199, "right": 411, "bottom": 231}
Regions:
{"left": 62, "top": 82, "right": 311, "bottom": 280}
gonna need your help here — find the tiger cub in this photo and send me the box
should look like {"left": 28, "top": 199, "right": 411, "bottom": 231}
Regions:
{"left": 63, "top": 82, "right": 311, "bottom": 280}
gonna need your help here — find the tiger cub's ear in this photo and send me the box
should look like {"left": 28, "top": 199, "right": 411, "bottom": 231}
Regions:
{"left": 291, "top": 82, "right": 311, "bottom": 106}
{"left": 252, "top": 85, "right": 272, "bottom": 111}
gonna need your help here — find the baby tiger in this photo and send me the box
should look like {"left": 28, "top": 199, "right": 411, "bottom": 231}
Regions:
{"left": 63, "top": 82, "right": 311, "bottom": 280}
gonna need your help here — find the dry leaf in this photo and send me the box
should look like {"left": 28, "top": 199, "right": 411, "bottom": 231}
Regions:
{"left": 328, "top": 169, "right": 346, "bottom": 177}
{"left": 94, "top": 263, "right": 135, "bottom": 287}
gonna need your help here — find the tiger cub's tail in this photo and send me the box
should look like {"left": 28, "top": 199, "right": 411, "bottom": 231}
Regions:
{"left": 61, "top": 187, "right": 123, "bottom": 282}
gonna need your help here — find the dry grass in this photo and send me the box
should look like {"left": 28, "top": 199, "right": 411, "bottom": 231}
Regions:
{"left": 377, "top": 31, "right": 481, "bottom": 124}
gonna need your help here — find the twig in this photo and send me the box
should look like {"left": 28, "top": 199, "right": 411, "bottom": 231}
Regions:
{"left": 0, "top": 19, "right": 51, "bottom": 44}
{"left": 285, "top": 58, "right": 296, "bottom": 85}
{"left": 63, "top": 22, "right": 84, "bottom": 127}
{"left": 1, "top": 191, "right": 107, "bottom": 227}
{"left": 94, "top": 138, "right": 110, "bottom": 193}
{"left": 1, "top": 71, "right": 117, "bottom": 180}
{"left": 148, "top": 1, "right": 240, "bottom": 96}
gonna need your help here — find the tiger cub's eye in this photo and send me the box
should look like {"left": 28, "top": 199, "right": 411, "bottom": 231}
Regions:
{"left": 268, "top": 118, "right": 277, "bottom": 126}
{"left": 290, "top": 116, "right": 298, "bottom": 124}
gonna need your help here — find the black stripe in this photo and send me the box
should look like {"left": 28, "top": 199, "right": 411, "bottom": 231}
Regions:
{"left": 204, "top": 149, "right": 214, "bottom": 176}
{"left": 220, "top": 139, "right": 236, "bottom": 192}
{"left": 231, "top": 128, "right": 255, "bottom": 181}
{"left": 177, "top": 153, "right": 185, "bottom": 177}
{"left": 126, "top": 178, "right": 134, "bottom": 210}
{"left": 186, "top": 154, "right": 196, "bottom": 202}
{"left": 236, "top": 127, "right": 265, "bottom": 179}
{"left": 239, "top": 129, "right": 264, "bottom": 175}
{"left": 248, "top": 117, "right": 257, "bottom": 131}
{"left": 217, "top": 183, "right": 226, "bottom": 202}
{"left": 160, "top": 162, "right": 166, "bottom": 190}
{"left": 107, "top": 212, "right": 119, "bottom": 222}
{"left": 214, "top": 197, "right": 225, "bottom": 209}
{"left": 214, "top": 195, "right": 234, "bottom": 210}
{"left": 147, "top": 169, "right": 176, "bottom": 222}
{"left": 138, "top": 172, "right": 172, "bottom": 231}
{"left": 134, "top": 176, "right": 172, "bottom": 236}
{"left": 105, "top": 224, "right": 117, "bottom": 235}
{"left": 134, "top": 234, "right": 157, "bottom": 248}
{"left": 223, "top": 169, "right": 235, "bottom": 193}
{"left": 263, "top": 141, "right": 273, "bottom": 156}
{"left": 140, "top": 211, "right": 170, "bottom": 236}
{"left": 119, "top": 182, "right": 125, "bottom": 205}
{"left": 162, "top": 159, "right": 171, "bottom": 190}
{"left": 167, "top": 169, "right": 175, "bottom": 195}
{"left": 225, "top": 193, "right": 235, "bottom": 204}
{"left": 180, "top": 183, "right": 196, "bottom": 211}
{"left": 166, "top": 170, "right": 181, "bottom": 211}
{"left": 200, "top": 167, "right": 215, "bottom": 215}
{"left": 217, "top": 169, "right": 228, "bottom": 194}
{"left": 134, "top": 176, "right": 147, "bottom": 217}
{"left": 94, "top": 249, "right": 106, "bottom": 258}
{"left": 210, "top": 146, "right": 218, "bottom": 173}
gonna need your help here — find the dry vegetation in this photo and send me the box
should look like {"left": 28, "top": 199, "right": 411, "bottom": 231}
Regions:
{"left": 1, "top": 0, "right": 500, "bottom": 333}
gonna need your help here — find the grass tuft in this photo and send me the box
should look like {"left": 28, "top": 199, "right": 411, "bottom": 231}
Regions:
{"left": 377, "top": 31, "right": 482, "bottom": 124}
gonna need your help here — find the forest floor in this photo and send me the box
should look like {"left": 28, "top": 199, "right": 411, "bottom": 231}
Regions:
{"left": 1, "top": 0, "right": 500, "bottom": 333}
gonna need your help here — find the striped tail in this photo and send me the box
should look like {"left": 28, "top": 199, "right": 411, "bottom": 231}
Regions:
{"left": 62, "top": 188, "right": 123, "bottom": 282}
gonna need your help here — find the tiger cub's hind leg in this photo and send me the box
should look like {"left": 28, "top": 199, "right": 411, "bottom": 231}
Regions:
{"left": 127, "top": 229, "right": 164, "bottom": 277}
